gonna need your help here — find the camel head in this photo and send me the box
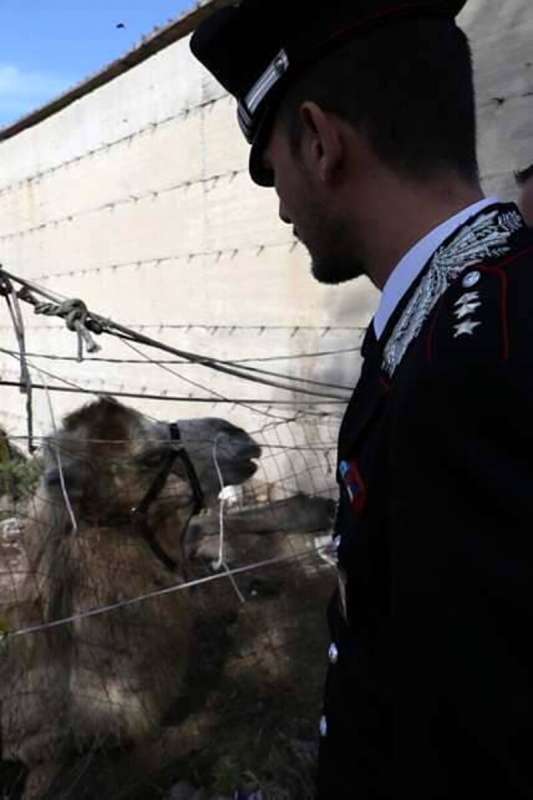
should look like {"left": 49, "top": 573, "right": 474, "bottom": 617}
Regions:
{"left": 42, "top": 399, "right": 261, "bottom": 525}
{"left": 42, "top": 398, "right": 194, "bottom": 530}
{"left": 175, "top": 416, "right": 261, "bottom": 506}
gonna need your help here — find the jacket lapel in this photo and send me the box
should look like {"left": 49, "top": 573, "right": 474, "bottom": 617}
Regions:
{"left": 338, "top": 323, "right": 388, "bottom": 459}
{"left": 338, "top": 254, "right": 435, "bottom": 459}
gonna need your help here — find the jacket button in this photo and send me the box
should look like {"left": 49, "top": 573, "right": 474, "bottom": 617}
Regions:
{"left": 319, "top": 715, "right": 328, "bottom": 738}
{"left": 328, "top": 643, "right": 339, "bottom": 664}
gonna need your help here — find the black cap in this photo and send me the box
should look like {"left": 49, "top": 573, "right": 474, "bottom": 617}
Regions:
{"left": 191, "top": 0, "right": 468, "bottom": 187}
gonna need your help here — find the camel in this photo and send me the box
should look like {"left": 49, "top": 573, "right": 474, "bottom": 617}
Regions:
{"left": 0, "top": 397, "right": 260, "bottom": 799}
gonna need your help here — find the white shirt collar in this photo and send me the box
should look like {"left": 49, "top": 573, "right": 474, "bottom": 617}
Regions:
{"left": 373, "top": 197, "right": 501, "bottom": 339}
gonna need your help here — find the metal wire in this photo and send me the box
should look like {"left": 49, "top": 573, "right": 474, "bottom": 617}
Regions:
{"left": 0, "top": 268, "right": 352, "bottom": 401}
{"left": 4, "top": 545, "right": 332, "bottom": 640}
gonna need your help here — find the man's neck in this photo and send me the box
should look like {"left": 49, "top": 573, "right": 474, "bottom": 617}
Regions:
{"left": 358, "top": 178, "right": 484, "bottom": 290}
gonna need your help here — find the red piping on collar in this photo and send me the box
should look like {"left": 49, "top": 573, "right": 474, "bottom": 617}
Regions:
{"left": 478, "top": 266, "right": 510, "bottom": 361}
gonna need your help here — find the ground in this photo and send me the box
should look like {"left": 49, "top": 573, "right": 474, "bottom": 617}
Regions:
{"left": 1, "top": 516, "right": 335, "bottom": 800}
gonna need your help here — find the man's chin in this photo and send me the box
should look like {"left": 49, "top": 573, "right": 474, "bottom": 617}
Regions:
{"left": 311, "top": 256, "right": 366, "bottom": 285}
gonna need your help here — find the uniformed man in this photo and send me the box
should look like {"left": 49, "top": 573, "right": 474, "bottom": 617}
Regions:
{"left": 516, "top": 163, "right": 533, "bottom": 225}
{"left": 190, "top": 2, "right": 533, "bottom": 797}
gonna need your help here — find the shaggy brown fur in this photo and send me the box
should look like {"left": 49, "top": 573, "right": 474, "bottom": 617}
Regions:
{"left": 0, "top": 399, "right": 197, "bottom": 798}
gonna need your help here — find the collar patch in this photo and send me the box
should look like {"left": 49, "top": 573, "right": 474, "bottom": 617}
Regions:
{"left": 382, "top": 207, "right": 523, "bottom": 377}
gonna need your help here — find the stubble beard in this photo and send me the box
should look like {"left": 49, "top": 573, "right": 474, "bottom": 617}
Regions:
{"left": 307, "top": 218, "right": 367, "bottom": 285}
{"left": 311, "top": 254, "right": 366, "bottom": 285}
{"left": 293, "top": 172, "right": 368, "bottom": 284}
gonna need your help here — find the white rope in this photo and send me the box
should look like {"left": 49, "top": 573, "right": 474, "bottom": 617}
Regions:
{"left": 212, "top": 433, "right": 246, "bottom": 604}
{"left": 213, "top": 434, "right": 226, "bottom": 571}
{"left": 1, "top": 280, "right": 34, "bottom": 450}
{"left": 4, "top": 545, "right": 330, "bottom": 640}
{"left": 38, "top": 369, "right": 78, "bottom": 536}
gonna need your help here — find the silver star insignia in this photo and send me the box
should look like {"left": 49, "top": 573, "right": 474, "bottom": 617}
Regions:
{"left": 455, "top": 301, "right": 481, "bottom": 320}
{"left": 454, "top": 291, "right": 480, "bottom": 307}
{"left": 454, "top": 319, "right": 481, "bottom": 338}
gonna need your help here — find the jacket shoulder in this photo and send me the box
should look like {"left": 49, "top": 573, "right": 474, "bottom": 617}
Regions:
{"left": 426, "top": 231, "right": 533, "bottom": 366}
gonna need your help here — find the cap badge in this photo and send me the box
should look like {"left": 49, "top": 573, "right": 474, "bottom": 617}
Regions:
{"left": 239, "top": 48, "right": 290, "bottom": 141}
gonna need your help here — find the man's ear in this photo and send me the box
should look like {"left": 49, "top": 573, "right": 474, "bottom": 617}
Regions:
{"left": 299, "top": 101, "right": 343, "bottom": 184}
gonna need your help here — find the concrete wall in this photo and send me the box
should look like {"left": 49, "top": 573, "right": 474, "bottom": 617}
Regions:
{"left": 0, "top": 1, "right": 531, "bottom": 486}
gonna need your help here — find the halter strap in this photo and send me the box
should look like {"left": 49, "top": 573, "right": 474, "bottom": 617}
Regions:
{"left": 132, "top": 422, "right": 204, "bottom": 571}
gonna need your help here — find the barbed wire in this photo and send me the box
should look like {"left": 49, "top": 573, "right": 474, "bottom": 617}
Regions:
{"left": 0, "top": 322, "right": 367, "bottom": 335}
{"left": 479, "top": 87, "right": 533, "bottom": 111}
{"left": 0, "top": 92, "right": 231, "bottom": 198}
{"left": 0, "top": 268, "right": 354, "bottom": 401}
{"left": 0, "top": 165, "right": 247, "bottom": 242}
{"left": 31, "top": 239, "right": 301, "bottom": 282}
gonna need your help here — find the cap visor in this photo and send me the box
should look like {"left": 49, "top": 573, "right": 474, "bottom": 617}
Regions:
{"left": 248, "top": 109, "right": 276, "bottom": 187}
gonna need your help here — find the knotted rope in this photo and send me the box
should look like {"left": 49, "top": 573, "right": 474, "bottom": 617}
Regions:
{"left": 17, "top": 287, "right": 103, "bottom": 362}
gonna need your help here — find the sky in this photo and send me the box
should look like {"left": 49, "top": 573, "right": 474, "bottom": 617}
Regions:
{"left": 0, "top": 0, "right": 194, "bottom": 126}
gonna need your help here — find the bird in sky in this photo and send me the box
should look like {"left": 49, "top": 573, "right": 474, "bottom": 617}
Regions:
{"left": 116, "top": 22, "right": 126, "bottom": 29}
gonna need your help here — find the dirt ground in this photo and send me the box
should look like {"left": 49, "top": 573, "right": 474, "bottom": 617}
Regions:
{"left": 1, "top": 525, "right": 335, "bottom": 800}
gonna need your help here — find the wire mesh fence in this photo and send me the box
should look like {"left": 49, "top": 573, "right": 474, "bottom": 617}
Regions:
{"left": 0, "top": 382, "right": 343, "bottom": 800}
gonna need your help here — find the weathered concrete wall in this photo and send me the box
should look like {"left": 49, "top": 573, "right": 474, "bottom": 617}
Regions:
{"left": 461, "top": 1, "right": 533, "bottom": 197}
{"left": 0, "top": 1, "right": 531, "bottom": 478}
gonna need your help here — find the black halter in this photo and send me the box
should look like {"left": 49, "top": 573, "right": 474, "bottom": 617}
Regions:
{"left": 132, "top": 423, "right": 204, "bottom": 571}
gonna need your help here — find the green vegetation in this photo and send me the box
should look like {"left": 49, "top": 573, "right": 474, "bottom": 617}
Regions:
{"left": 0, "top": 457, "right": 41, "bottom": 503}
{"left": 0, "top": 433, "right": 41, "bottom": 513}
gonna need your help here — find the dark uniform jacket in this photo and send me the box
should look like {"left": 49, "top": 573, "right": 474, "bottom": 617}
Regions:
{"left": 318, "top": 202, "right": 533, "bottom": 799}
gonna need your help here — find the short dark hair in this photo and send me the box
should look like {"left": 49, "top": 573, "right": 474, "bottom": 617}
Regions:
{"left": 278, "top": 18, "right": 479, "bottom": 183}
{"left": 515, "top": 164, "right": 533, "bottom": 186}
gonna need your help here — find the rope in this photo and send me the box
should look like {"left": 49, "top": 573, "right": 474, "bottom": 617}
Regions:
{"left": 0, "top": 272, "right": 34, "bottom": 451}
{"left": 39, "top": 370, "right": 78, "bottom": 535}
{"left": 0, "top": 267, "right": 351, "bottom": 400}
{"left": 0, "top": 345, "right": 361, "bottom": 365}
{"left": 2, "top": 545, "right": 331, "bottom": 640}
{"left": 16, "top": 287, "right": 102, "bottom": 361}
{"left": 211, "top": 433, "right": 246, "bottom": 604}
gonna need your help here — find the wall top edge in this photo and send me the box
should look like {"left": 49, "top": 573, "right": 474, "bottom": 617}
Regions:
{"left": 0, "top": 0, "right": 227, "bottom": 144}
